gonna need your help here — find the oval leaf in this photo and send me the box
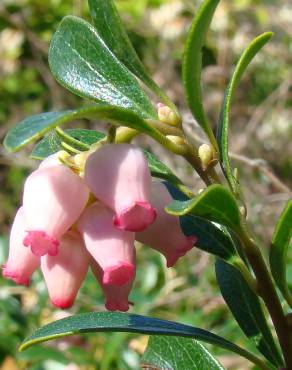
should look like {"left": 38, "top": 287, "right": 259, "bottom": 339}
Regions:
{"left": 30, "top": 129, "right": 105, "bottom": 160}
{"left": 142, "top": 336, "right": 225, "bottom": 370}
{"left": 166, "top": 184, "right": 241, "bottom": 232}
{"left": 49, "top": 16, "right": 156, "bottom": 118}
{"left": 4, "top": 105, "right": 166, "bottom": 153}
{"left": 19, "top": 312, "right": 267, "bottom": 368}
{"left": 270, "top": 200, "right": 292, "bottom": 307}
{"left": 88, "top": 0, "right": 175, "bottom": 110}
{"left": 182, "top": 0, "right": 220, "bottom": 148}
{"left": 217, "top": 32, "right": 273, "bottom": 192}
{"left": 4, "top": 110, "right": 75, "bottom": 152}
{"left": 216, "top": 259, "right": 283, "bottom": 367}
{"left": 181, "top": 215, "right": 237, "bottom": 260}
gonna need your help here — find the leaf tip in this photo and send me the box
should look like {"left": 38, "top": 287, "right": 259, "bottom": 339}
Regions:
{"left": 3, "top": 134, "right": 17, "bottom": 153}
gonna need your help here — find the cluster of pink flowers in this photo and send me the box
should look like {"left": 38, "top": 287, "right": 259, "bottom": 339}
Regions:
{"left": 3, "top": 144, "right": 197, "bottom": 311}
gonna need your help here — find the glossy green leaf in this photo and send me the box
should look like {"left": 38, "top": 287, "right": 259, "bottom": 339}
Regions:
{"left": 182, "top": 0, "right": 219, "bottom": 148}
{"left": 166, "top": 184, "right": 241, "bottom": 232}
{"left": 30, "top": 129, "right": 105, "bottom": 159}
{"left": 49, "top": 16, "right": 156, "bottom": 118}
{"left": 142, "top": 336, "right": 225, "bottom": 370}
{"left": 19, "top": 312, "right": 268, "bottom": 368}
{"left": 181, "top": 215, "right": 237, "bottom": 260}
{"left": 88, "top": 0, "right": 174, "bottom": 110}
{"left": 216, "top": 259, "right": 283, "bottom": 368}
{"left": 270, "top": 200, "right": 292, "bottom": 307}
{"left": 4, "top": 105, "right": 167, "bottom": 153}
{"left": 217, "top": 32, "right": 273, "bottom": 192}
{"left": 4, "top": 110, "right": 74, "bottom": 152}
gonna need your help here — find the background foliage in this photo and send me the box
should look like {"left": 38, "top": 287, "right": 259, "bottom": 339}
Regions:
{"left": 0, "top": 0, "right": 291, "bottom": 369}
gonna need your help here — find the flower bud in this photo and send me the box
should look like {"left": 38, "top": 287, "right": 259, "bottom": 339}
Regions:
{"left": 91, "top": 261, "right": 134, "bottom": 312}
{"left": 198, "top": 144, "right": 213, "bottom": 169}
{"left": 41, "top": 230, "right": 90, "bottom": 309}
{"left": 84, "top": 144, "right": 156, "bottom": 232}
{"left": 78, "top": 203, "right": 135, "bottom": 287}
{"left": 157, "top": 103, "right": 180, "bottom": 126}
{"left": 2, "top": 207, "right": 40, "bottom": 286}
{"left": 166, "top": 135, "right": 185, "bottom": 146}
{"left": 136, "top": 182, "right": 197, "bottom": 267}
{"left": 23, "top": 164, "right": 89, "bottom": 257}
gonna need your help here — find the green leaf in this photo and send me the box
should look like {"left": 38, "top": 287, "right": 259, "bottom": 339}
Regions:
{"left": 4, "top": 110, "right": 74, "bottom": 152}
{"left": 30, "top": 129, "right": 105, "bottom": 159}
{"left": 49, "top": 16, "right": 156, "bottom": 118}
{"left": 19, "top": 312, "right": 267, "bottom": 368}
{"left": 270, "top": 200, "right": 292, "bottom": 307}
{"left": 181, "top": 215, "right": 237, "bottom": 260}
{"left": 88, "top": 0, "right": 174, "bottom": 110}
{"left": 182, "top": 0, "right": 220, "bottom": 148}
{"left": 217, "top": 32, "right": 273, "bottom": 192}
{"left": 142, "top": 336, "right": 225, "bottom": 370}
{"left": 144, "top": 151, "right": 182, "bottom": 187}
{"left": 4, "top": 105, "right": 167, "bottom": 153}
{"left": 216, "top": 259, "right": 283, "bottom": 368}
{"left": 166, "top": 184, "right": 241, "bottom": 232}
{"left": 164, "top": 182, "right": 237, "bottom": 260}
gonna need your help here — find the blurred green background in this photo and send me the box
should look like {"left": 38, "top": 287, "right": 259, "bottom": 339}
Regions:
{"left": 0, "top": 0, "right": 291, "bottom": 369}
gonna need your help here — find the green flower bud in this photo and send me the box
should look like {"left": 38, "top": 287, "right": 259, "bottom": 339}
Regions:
{"left": 198, "top": 144, "right": 213, "bottom": 168}
{"left": 166, "top": 135, "right": 185, "bottom": 146}
{"left": 157, "top": 103, "right": 180, "bottom": 126}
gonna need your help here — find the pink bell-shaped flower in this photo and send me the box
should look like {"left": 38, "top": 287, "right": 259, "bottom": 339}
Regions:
{"left": 91, "top": 261, "right": 135, "bottom": 312}
{"left": 84, "top": 144, "right": 156, "bottom": 232}
{"left": 78, "top": 203, "right": 135, "bottom": 287}
{"left": 2, "top": 207, "right": 40, "bottom": 286}
{"left": 136, "top": 182, "right": 197, "bottom": 267}
{"left": 23, "top": 164, "right": 89, "bottom": 257}
{"left": 41, "top": 230, "right": 90, "bottom": 309}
